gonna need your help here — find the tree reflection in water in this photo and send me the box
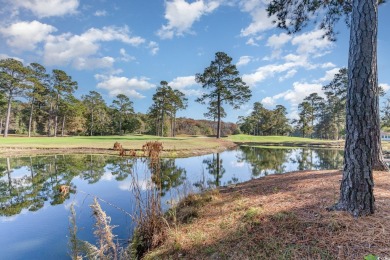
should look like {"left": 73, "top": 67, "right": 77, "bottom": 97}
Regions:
{"left": 0, "top": 155, "right": 189, "bottom": 217}
{"left": 0, "top": 148, "right": 343, "bottom": 217}
{"left": 238, "top": 146, "right": 290, "bottom": 177}
{"left": 238, "top": 146, "right": 343, "bottom": 178}
{"left": 202, "top": 153, "right": 226, "bottom": 188}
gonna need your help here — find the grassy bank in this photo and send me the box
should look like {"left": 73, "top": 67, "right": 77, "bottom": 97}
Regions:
{"left": 0, "top": 134, "right": 346, "bottom": 157}
{"left": 227, "top": 134, "right": 343, "bottom": 148}
{"left": 145, "top": 170, "right": 390, "bottom": 259}
{"left": 0, "top": 135, "right": 236, "bottom": 157}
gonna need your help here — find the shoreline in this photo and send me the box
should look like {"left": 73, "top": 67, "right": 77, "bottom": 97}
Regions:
{"left": 0, "top": 139, "right": 348, "bottom": 158}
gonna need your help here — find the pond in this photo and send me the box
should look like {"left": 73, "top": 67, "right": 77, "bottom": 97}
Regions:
{"left": 0, "top": 146, "right": 343, "bottom": 259}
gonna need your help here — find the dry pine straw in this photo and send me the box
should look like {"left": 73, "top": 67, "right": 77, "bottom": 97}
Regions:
{"left": 147, "top": 170, "right": 390, "bottom": 260}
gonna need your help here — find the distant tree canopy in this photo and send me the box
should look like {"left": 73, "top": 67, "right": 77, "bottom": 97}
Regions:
{"left": 147, "top": 81, "right": 187, "bottom": 137}
{"left": 239, "top": 103, "right": 291, "bottom": 136}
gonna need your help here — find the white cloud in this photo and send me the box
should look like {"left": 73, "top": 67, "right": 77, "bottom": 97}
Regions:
{"left": 236, "top": 56, "right": 252, "bottom": 67}
{"left": 12, "top": 0, "right": 79, "bottom": 18}
{"left": 262, "top": 96, "right": 276, "bottom": 107}
{"left": 148, "top": 41, "right": 159, "bottom": 55}
{"left": 157, "top": 0, "right": 220, "bottom": 39}
{"left": 73, "top": 56, "right": 115, "bottom": 70}
{"left": 380, "top": 83, "right": 390, "bottom": 92}
{"left": 279, "top": 69, "right": 297, "bottom": 82}
{"left": 284, "top": 82, "right": 324, "bottom": 105}
{"left": 169, "top": 76, "right": 201, "bottom": 96}
{"left": 321, "top": 62, "right": 336, "bottom": 69}
{"left": 43, "top": 26, "right": 145, "bottom": 68}
{"left": 119, "top": 48, "right": 135, "bottom": 62}
{"left": 94, "top": 10, "right": 107, "bottom": 17}
{"left": 266, "top": 33, "right": 292, "bottom": 49}
{"left": 0, "top": 20, "right": 57, "bottom": 51}
{"left": 95, "top": 74, "right": 156, "bottom": 98}
{"left": 314, "top": 68, "right": 340, "bottom": 83}
{"left": 0, "top": 54, "right": 24, "bottom": 62}
{"left": 239, "top": 1, "right": 275, "bottom": 37}
{"left": 291, "top": 29, "right": 333, "bottom": 55}
{"left": 262, "top": 82, "right": 324, "bottom": 118}
{"left": 243, "top": 60, "right": 307, "bottom": 87}
{"left": 246, "top": 38, "right": 259, "bottom": 46}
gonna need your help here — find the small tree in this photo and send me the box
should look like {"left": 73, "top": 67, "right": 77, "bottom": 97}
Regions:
{"left": 196, "top": 52, "right": 251, "bottom": 138}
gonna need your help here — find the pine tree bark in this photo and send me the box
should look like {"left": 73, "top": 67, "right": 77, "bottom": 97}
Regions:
{"left": 217, "top": 94, "right": 221, "bottom": 139}
{"left": 28, "top": 99, "right": 34, "bottom": 137}
{"left": 3, "top": 95, "right": 12, "bottom": 137}
{"left": 332, "top": 0, "right": 378, "bottom": 216}
{"left": 61, "top": 116, "right": 66, "bottom": 137}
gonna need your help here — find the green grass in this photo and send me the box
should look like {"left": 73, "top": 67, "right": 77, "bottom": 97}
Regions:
{"left": 0, "top": 135, "right": 233, "bottom": 156}
{"left": 0, "top": 135, "right": 177, "bottom": 148}
{"left": 227, "top": 134, "right": 340, "bottom": 144}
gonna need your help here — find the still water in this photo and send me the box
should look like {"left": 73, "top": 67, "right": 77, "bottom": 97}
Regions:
{"left": 0, "top": 146, "right": 343, "bottom": 259}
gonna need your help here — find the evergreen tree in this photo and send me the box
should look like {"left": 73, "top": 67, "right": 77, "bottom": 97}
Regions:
{"left": 268, "top": 0, "right": 386, "bottom": 216}
{"left": 196, "top": 52, "right": 251, "bottom": 138}
{"left": 0, "top": 58, "right": 30, "bottom": 137}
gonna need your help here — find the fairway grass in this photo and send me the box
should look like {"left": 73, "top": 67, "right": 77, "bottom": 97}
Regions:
{"left": 0, "top": 135, "right": 236, "bottom": 157}
{"left": 227, "top": 134, "right": 343, "bottom": 146}
{"left": 0, "top": 134, "right": 344, "bottom": 157}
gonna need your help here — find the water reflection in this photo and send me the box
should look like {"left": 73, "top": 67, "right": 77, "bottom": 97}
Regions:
{"left": 0, "top": 147, "right": 344, "bottom": 259}
{"left": 237, "top": 146, "right": 343, "bottom": 178}
{"left": 0, "top": 148, "right": 344, "bottom": 218}
{"left": 238, "top": 146, "right": 289, "bottom": 176}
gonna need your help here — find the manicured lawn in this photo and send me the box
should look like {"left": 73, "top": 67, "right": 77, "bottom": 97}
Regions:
{"left": 0, "top": 135, "right": 236, "bottom": 157}
{"left": 0, "top": 135, "right": 176, "bottom": 148}
{"left": 227, "top": 134, "right": 339, "bottom": 144}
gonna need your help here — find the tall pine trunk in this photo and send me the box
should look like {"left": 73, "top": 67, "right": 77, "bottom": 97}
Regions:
{"left": 28, "top": 98, "right": 34, "bottom": 137}
{"left": 0, "top": 117, "right": 3, "bottom": 135}
{"left": 119, "top": 114, "right": 122, "bottom": 135}
{"left": 54, "top": 94, "right": 59, "bottom": 137}
{"left": 333, "top": 0, "right": 378, "bottom": 216}
{"left": 90, "top": 111, "right": 94, "bottom": 136}
{"left": 3, "top": 95, "right": 12, "bottom": 137}
{"left": 161, "top": 109, "right": 165, "bottom": 137}
{"left": 47, "top": 103, "right": 53, "bottom": 136}
{"left": 61, "top": 116, "right": 65, "bottom": 137}
{"left": 216, "top": 94, "right": 221, "bottom": 138}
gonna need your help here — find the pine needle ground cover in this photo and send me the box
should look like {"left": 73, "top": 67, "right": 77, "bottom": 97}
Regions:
{"left": 146, "top": 170, "right": 390, "bottom": 259}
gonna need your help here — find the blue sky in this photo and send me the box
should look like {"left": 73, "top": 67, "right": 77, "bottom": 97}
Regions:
{"left": 0, "top": 0, "right": 389, "bottom": 123}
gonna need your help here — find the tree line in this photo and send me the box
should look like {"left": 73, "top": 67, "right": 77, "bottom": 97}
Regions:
{"left": 0, "top": 52, "right": 253, "bottom": 138}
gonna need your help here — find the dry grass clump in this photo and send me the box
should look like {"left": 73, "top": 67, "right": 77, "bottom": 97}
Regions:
{"left": 69, "top": 199, "right": 129, "bottom": 260}
{"left": 144, "top": 170, "right": 390, "bottom": 259}
{"left": 130, "top": 141, "right": 167, "bottom": 259}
